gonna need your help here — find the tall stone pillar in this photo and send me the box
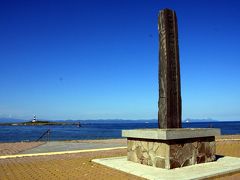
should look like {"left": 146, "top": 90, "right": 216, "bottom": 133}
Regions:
{"left": 122, "top": 8, "right": 220, "bottom": 170}
{"left": 158, "top": 9, "right": 182, "bottom": 128}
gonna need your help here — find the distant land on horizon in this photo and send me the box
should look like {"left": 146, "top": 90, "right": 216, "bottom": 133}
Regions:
{"left": 0, "top": 117, "right": 237, "bottom": 124}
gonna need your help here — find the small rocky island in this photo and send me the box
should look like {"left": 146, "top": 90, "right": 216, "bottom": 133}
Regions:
{"left": 0, "top": 115, "right": 81, "bottom": 126}
{"left": 20, "top": 120, "right": 69, "bottom": 126}
{"left": 0, "top": 120, "right": 78, "bottom": 126}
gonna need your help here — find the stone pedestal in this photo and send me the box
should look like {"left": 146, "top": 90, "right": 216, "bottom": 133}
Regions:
{"left": 122, "top": 128, "right": 220, "bottom": 169}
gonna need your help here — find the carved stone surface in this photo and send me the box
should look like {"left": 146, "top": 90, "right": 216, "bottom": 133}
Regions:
{"left": 158, "top": 9, "right": 182, "bottom": 128}
{"left": 127, "top": 137, "right": 216, "bottom": 169}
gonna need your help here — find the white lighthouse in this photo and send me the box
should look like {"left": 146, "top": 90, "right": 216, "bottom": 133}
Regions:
{"left": 32, "top": 115, "right": 37, "bottom": 123}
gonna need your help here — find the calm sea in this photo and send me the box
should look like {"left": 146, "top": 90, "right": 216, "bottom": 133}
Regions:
{"left": 0, "top": 121, "right": 239, "bottom": 142}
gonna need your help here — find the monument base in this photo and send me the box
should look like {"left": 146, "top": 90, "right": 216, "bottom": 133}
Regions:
{"left": 92, "top": 156, "right": 240, "bottom": 180}
{"left": 122, "top": 128, "right": 220, "bottom": 169}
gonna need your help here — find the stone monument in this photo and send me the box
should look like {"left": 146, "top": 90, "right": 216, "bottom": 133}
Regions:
{"left": 122, "top": 9, "right": 220, "bottom": 169}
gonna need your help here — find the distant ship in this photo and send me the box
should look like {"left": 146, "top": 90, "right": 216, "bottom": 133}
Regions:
{"left": 77, "top": 122, "right": 81, "bottom": 128}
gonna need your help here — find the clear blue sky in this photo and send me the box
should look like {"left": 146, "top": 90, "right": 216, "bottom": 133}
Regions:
{"left": 0, "top": 0, "right": 240, "bottom": 121}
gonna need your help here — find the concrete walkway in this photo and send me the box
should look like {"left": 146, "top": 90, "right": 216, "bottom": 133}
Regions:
{"left": 0, "top": 140, "right": 127, "bottom": 159}
{"left": 21, "top": 140, "right": 126, "bottom": 154}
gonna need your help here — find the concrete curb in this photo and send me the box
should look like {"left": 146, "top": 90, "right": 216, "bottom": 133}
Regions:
{"left": 0, "top": 146, "right": 127, "bottom": 159}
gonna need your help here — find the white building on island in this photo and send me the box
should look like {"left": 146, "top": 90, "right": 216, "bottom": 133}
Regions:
{"left": 32, "top": 115, "right": 37, "bottom": 123}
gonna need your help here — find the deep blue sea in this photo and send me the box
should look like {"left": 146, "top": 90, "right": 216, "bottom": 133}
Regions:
{"left": 0, "top": 121, "right": 239, "bottom": 142}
